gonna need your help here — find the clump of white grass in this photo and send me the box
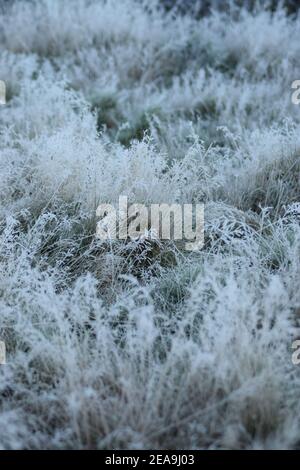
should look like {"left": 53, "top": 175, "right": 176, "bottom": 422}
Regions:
{"left": 0, "top": 0, "right": 300, "bottom": 450}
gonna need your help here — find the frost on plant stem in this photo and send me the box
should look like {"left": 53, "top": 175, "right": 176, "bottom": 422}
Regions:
{"left": 0, "top": 0, "right": 300, "bottom": 450}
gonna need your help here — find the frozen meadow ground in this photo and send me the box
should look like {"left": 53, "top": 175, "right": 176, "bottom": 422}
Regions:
{"left": 0, "top": 0, "right": 300, "bottom": 449}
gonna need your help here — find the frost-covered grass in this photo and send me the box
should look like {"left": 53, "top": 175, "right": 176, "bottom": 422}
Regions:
{"left": 0, "top": 0, "right": 300, "bottom": 450}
